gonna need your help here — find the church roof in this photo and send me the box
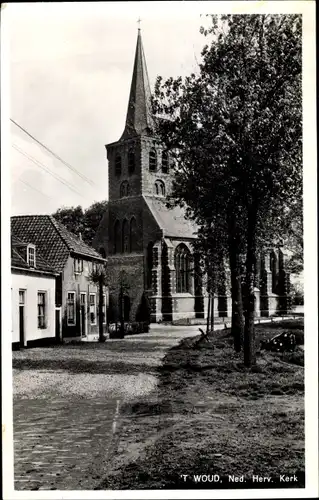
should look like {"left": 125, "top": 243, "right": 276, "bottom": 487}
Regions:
{"left": 120, "top": 29, "right": 155, "bottom": 140}
{"left": 144, "top": 196, "right": 198, "bottom": 239}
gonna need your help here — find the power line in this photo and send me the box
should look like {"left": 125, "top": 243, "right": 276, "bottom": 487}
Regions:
{"left": 12, "top": 143, "right": 88, "bottom": 200}
{"left": 10, "top": 118, "right": 96, "bottom": 187}
{"left": 18, "top": 178, "right": 54, "bottom": 201}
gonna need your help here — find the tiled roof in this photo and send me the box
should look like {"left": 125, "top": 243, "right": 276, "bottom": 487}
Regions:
{"left": 11, "top": 234, "right": 28, "bottom": 246}
{"left": 11, "top": 237, "right": 58, "bottom": 275}
{"left": 11, "top": 248, "right": 29, "bottom": 269}
{"left": 144, "top": 196, "right": 198, "bottom": 239}
{"left": 11, "top": 215, "right": 106, "bottom": 273}
{"left": 50, "top": 217, "right": 106, "bottom": 261}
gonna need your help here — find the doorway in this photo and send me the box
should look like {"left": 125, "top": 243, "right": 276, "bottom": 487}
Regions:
{"left": 80, "top": 293, "right": 87, "bottom": 336}
{"left": 123, "top": 295, "right": 131, "bottom": 322}
{"left": 19, "top": 290, "right": 25, "bottom": 347}
{"left": 55, "top": 307, "right": 62, "bottom": 342}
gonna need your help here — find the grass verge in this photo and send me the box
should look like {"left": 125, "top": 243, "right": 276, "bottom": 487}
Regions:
{"left": 98, "top": 319, "right": 304, "bottom": 490}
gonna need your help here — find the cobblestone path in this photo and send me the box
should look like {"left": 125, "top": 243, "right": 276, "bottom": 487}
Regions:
{"left": 12, "top": 325, "right": 200, "bottom": 490}
{"left": 13, "top": 398, "right": 121, "bottom": 490}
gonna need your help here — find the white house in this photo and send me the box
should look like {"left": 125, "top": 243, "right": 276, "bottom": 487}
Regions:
{"left": 11, "top": 235, "right": 59, "bottom": 348}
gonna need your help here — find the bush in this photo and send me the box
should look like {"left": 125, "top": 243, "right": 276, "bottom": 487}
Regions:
{"left": 135, "top": 293, "right": 151, "bottom": 324}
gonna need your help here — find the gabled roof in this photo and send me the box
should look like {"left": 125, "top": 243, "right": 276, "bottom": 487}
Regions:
{"left": 119, "top": 29, "right": 155, "bottom": 141}
{"left": 11, "top": 237, "right": 58, "bottom": 275}
{"left": 11, "top": 215, "right": 106, "bottom": 273}
{"left": 144, "top": 196, "right": 198, "bottom": 239}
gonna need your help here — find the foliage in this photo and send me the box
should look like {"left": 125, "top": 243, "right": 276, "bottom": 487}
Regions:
{"left": 53, "top": 200, "right": 108, "bottom": 246}
{"left": 52, "top": 205, "right": 84, "bottom": 235}
{"left": 88, "top": 263, "right": 108, "bottom": 287}
{"left": 82, "top": 201, "right": 108, "bottom": 246}
{"left": 135, "top": 292, "right": 151, "bottom": 325}
{"left": 290, "top": 280, "right": 304, "bottom": 305}
{"left": 153, "top": 14, "right": 302, "bottom": 366}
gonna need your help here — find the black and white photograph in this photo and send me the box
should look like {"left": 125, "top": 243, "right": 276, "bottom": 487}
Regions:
{"left": 1, "top": 1, "right": 317, "bottom": 498}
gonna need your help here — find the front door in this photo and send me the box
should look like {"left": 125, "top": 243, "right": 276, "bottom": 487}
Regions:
{"left": 123, "top": 295, "right": 131, "bottom": 322}
{"left": 55, "top": 308, "right": 61, "bottom": 342}
{"left": 19, "top": 290, "right": 25, "bottom": 347}
{"left": 80, "top": 293, "right": 87, "bottom": 336}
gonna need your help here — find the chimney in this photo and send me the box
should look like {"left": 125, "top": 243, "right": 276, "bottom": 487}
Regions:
{"left": 79, "top": 232, "right": 82, "bottom": 240}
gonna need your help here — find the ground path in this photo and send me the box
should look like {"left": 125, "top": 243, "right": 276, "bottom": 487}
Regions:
{"left": 13, "top": 325, "right": 200, "bottom": 490}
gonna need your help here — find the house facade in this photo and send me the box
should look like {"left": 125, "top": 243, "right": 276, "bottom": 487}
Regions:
{"left": 11, "top": 216, "right": 107, "bottom": 340}
{"left": 11, "top": 235, "right": 58, "bottom": 348}
{"left": 93, "top": 29, "right": 290, "bottom": 323}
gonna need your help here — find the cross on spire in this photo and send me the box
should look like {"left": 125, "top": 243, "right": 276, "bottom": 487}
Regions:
{"left": 137, "top": 17, "right": 142, "bottom": 30}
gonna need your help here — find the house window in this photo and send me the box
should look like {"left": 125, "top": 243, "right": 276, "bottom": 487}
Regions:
{"left": 120, "top": 181, "right": 130, "bottom": 198}
{"left": 115, "top": 154, "right": 122, "bottom": 176}
{"left": 74, "top": 258, "right": 83, "bottom": 274}
{"left": 102, "top": 294, "right": 107, "bottom": 324}
{"left": 27, "top": 245, "right": 36, "bottom": 267}
{"left": 67, "top": 291, "right": 76, "bottom": 325}
{"left": 19, "top": 290, "right": 25, "bottom": 305}
{"left": 154, "top": 180, "right": 165, "bottom": 197}
{"left": 149, "top": 149, "right": 157, "bottom": 171}
{"left": 90, "top": 294, "right": 96, "bottom": 325}
{"left": 128, "top": 149, "right": 135, "bottom": 174}
{"left": 37, "top": 292, "right": 46, "bottom": 329}
{"left": 162, "top": 150, "right": 169, "bottom": 173}
{"left": 175, "top": 244, "right": 191, "bottom": 293}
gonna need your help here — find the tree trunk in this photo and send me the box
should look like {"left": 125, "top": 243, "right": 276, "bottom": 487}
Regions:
{"left": 229, "top": 244, "right": 244, "bottom": 352}
{"left": 210, "top": 291, "right": 214, "bottom": 332}
{"left": 119, "top": 288, "right": 125, "bottom": 338}
{"left": 98, "top": 278, "right": 104, "bottom": 342}
{"left": 244, "top": 209, "right": 257, "bottom": 367}
{"left": 228, "top": 213, "right": 244, "bottom": 352}
{"left": 206, "top": 293, "right": 211, "bottom": 334}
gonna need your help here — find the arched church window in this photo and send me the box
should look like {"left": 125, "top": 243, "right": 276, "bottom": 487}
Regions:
{"left": 129, "top": 217, "right": 138, "bottom": 252}
{"left": 147, "top": 242, "right": 154, "bottom": 290}
{"left": 175, "top": 244, "right": 191, "bottom": 293}
{"left": 114, "top": 220, "right": 120, "bottom": 254}
{"left": 149, "top": 149, "right": 157, "bottom": 171}
{"left": 115, "top": 155, "right": 122, "bottom": 176}
{"left": 154, "top": 180, "right": 165, "bottom": 197}
{"left": 128, "top": 149, "right": 135, "bottom": 174}
{"left": 122, "top": 219, "right": 129, "bottom": 253}
{"left": 120, "top": 181, "right": 130, "bottom": 198}
{"left": 162, "top": 150, "right": 169, "bottom": 173}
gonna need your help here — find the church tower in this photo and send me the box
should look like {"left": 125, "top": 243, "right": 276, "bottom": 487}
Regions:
{"left": 95, "top": 28, "right": 204, "bottom": 323}
{"left": 107, "top": 28, "right": 172, "bottom": 204}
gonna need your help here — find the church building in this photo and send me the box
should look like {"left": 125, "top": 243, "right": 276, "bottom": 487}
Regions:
{"left": 94, "top": 29, "right": 290, "bottom": 323}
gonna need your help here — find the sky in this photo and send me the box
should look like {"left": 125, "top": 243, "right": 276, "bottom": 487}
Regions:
{"left": 7, "top": 1, "right": 212, "bottom": 216}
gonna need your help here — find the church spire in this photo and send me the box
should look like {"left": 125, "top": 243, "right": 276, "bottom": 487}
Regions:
{"left": 120, "top": 28, "right": 155, "bottom": 140}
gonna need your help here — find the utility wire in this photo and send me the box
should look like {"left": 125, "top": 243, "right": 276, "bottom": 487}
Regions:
{"left": 12, "top": 143, "right": 88, "bottom": 200}
{"left": 10, "top": 118, "right": 96, "bottom": 187}
{"left": 18, "top": 178, "right": 54, "bottom": 201}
